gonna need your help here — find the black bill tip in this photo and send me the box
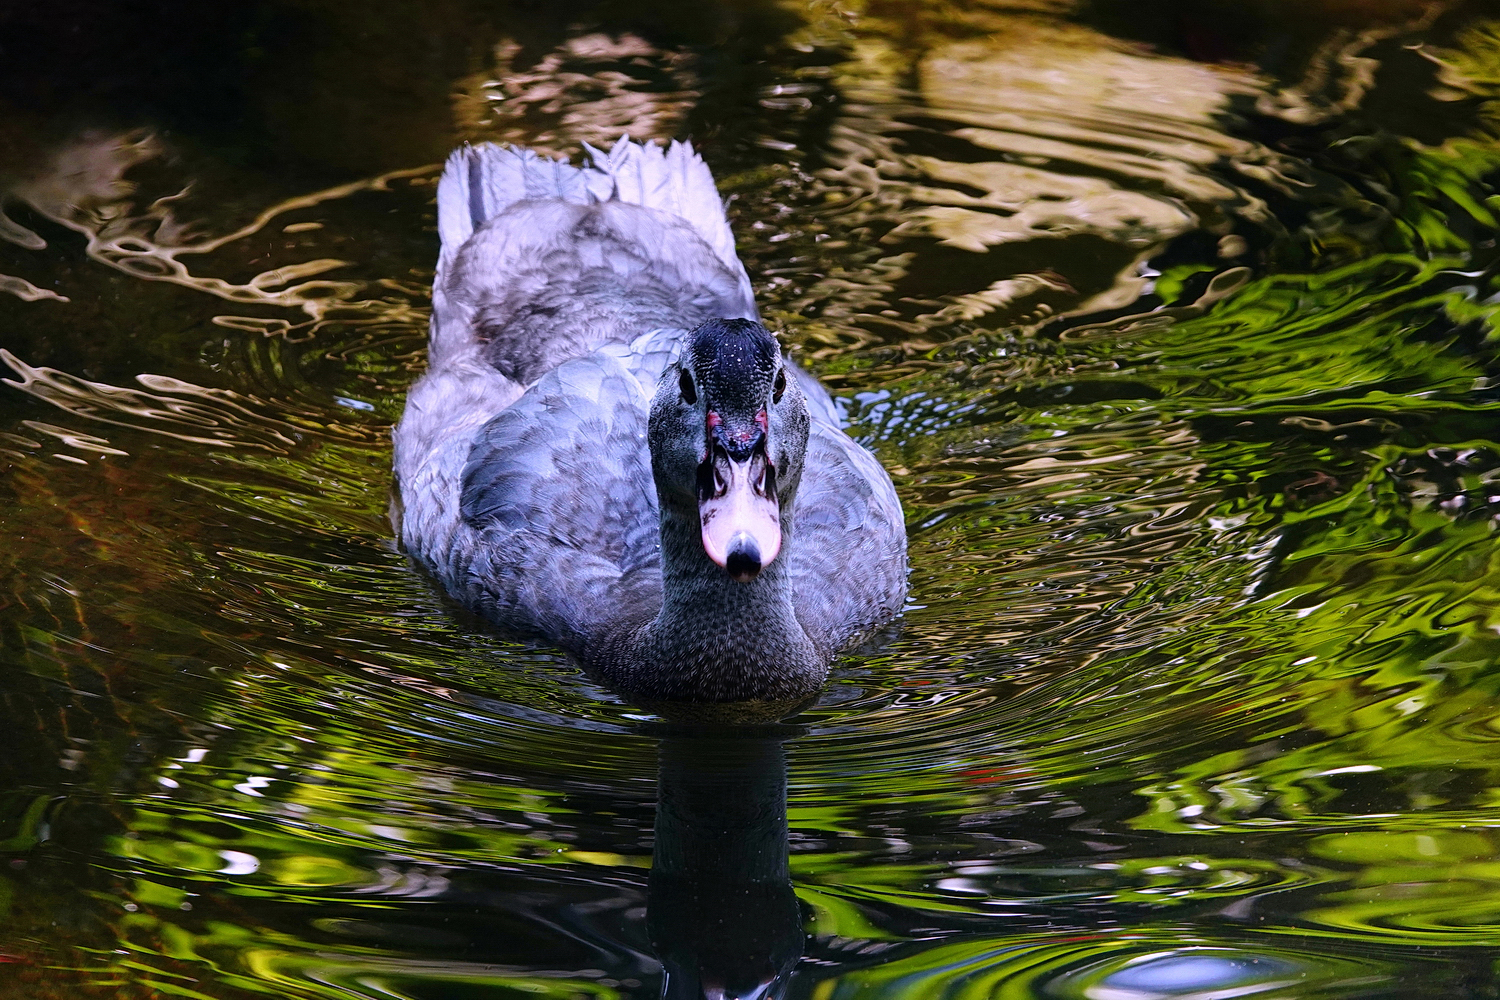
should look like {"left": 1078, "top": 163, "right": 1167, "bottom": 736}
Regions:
{"left": 724, "top": 533, "right": 763, "bottom": 583}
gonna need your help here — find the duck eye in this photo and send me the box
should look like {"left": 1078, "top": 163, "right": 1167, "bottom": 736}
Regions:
{"left": 679, "top": 368, "right": 697, "bottom": 405}
{"left": 773, "top": 368, "right": 787, "bottom": 403}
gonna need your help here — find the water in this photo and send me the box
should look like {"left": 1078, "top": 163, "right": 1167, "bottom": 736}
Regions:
{"left": 5, "top": 0, "right": 1500, "bottom": 996}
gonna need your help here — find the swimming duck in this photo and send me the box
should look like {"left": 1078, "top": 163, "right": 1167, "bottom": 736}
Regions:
{"left": 392, "top": 138, "right": 906, "bottom": 702}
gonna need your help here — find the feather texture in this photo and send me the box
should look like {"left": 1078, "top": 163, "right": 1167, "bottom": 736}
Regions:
{"left": 436, "top": 139, "right": 744, "bottom": 278}
{"left": 395, "top": 138, "right": 906, "bottom": 697}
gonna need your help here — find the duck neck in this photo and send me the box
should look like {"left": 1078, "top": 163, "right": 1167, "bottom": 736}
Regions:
{"left": 613, "top": 500, "right": 823, "bottom": 701}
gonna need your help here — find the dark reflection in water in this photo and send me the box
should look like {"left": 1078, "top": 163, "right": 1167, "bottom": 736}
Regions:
{"left": 650, "top": 730, "right": 802, "bottom": 999}
{"left": 8, "top": 0, "right": 1500, "bottom": 997}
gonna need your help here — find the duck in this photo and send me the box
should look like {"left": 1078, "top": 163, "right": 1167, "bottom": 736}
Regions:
{"left": 392, "top": 138, "right": 907, "bottom": 702}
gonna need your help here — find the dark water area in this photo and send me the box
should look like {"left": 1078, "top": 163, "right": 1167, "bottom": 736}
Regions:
{"left": 6, "top": 0, "right": 1500, "bottom": 996}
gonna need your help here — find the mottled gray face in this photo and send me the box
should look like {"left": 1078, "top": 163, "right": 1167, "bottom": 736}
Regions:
{"left": 649, "top": 319, "right": 809, "bottom": 581}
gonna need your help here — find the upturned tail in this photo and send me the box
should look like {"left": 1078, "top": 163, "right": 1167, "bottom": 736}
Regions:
{"left": 435, "top": 138, "right": 741, "bottom": 275}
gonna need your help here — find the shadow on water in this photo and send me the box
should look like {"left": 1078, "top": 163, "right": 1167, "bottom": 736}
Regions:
{"left": 12, "top": 0, "right": 1500, "bottom": 997}
{"left": 649, "top": 727, "right": 803, "bottom": 1000}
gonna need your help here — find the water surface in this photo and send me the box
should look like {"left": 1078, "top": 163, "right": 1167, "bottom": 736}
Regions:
{"left": 6, "top": 1, "right": 1500, "bottom": 996}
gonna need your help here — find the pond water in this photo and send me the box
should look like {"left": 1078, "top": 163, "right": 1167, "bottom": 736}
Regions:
{"left": 6, "top": 0, "right": 1500, "bottom": 996}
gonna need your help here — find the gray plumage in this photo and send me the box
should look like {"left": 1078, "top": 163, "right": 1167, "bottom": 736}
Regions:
{"left": 393, "top": 139, "right": 907, "bottom": 702}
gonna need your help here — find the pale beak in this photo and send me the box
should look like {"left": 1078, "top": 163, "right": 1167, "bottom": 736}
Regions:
{"left": 699, "top": 451, "right": 781, "bottom": 582}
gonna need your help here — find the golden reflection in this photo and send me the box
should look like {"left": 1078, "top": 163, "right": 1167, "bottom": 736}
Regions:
{"left": 451, "top": 34, "right": 698, "bottom": 155}
{"left": 1, "top": 349, "right": 302, "bottom": 453}
{"left": 783, "top": 6, "right": 1443, "bottom": 331}
{"left": 1425, "top": 18, "right": 1500, "bottom": 131}
{"left": 0, "top": 272, "right": 66, "bottom": 303}
{"left": 1261, "top": 3, "right": 1445, "bottom": 124}
{"left": 8, "top": 3, "right": 1500, "bottom": 994}
{"left": 785, "top": 12, "right": 1274, "bottom": 331}
{"left": 1, "top": 129, "right": 435, "bottom": 339}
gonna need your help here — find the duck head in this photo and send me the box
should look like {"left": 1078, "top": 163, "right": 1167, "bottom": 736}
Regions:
{"left": 650, "top": 319, "right": 809, "bottom": 582}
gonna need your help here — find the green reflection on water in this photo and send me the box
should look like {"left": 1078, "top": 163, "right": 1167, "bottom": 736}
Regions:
{"left": 8, "top": 1, "right": 1500, "bottom": 998}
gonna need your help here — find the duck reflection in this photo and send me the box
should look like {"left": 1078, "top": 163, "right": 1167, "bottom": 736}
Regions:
{"left": 648, "top": 726, "right": 803, "bottom": 1000}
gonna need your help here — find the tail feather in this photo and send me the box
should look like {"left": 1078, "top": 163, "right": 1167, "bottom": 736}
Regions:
{"left": 436, "top": 138, "right": 741, "bottom": 275}
{"left": 583, "top": 138, "right": 740, "bottom": 272}
{"left": 436, "top": 145, "right": 598, "bottom": 267}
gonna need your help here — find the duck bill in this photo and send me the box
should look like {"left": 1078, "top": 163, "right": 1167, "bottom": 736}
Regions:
{"left": 700, "top": 455, "right": 781, "bottom": 583}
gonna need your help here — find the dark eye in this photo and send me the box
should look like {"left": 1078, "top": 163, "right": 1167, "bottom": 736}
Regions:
{"left": 773, "top": 368, "right": 787, "bottom": 403}
{"left": 679, "top": 368, "right": 697, "bottom": 405}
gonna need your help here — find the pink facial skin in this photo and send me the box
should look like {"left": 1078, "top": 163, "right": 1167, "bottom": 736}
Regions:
{"left": 699, "top": 452, "right": 781, "bottom": 582}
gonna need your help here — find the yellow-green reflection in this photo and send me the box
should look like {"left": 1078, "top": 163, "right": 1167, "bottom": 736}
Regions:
{"left": 6, "top": 1, "right": 1500, "bottom": 998}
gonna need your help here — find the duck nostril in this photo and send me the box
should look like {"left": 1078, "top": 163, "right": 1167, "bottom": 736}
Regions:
{"left": 725, "top": 533, "right": 762, "bottom": 583}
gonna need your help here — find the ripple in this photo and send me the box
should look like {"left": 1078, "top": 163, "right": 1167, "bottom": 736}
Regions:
{"left": 6, "top": 2, "right": 1500, "bottom": 997}
{"left": 808, "top": 932, "right": 1402, "bottom": 1000}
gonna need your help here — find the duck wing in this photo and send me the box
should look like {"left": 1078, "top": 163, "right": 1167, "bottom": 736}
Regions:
{"left": 786, "top": 368, "right": 909, "bottom": 654}
{"left": 457, "top": 333, "right": 681, "bottom": 651}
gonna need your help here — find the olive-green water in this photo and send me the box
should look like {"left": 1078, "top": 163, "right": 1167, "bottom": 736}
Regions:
{"left": 7, "top": 1, "right": 1500, "bottom": 997}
